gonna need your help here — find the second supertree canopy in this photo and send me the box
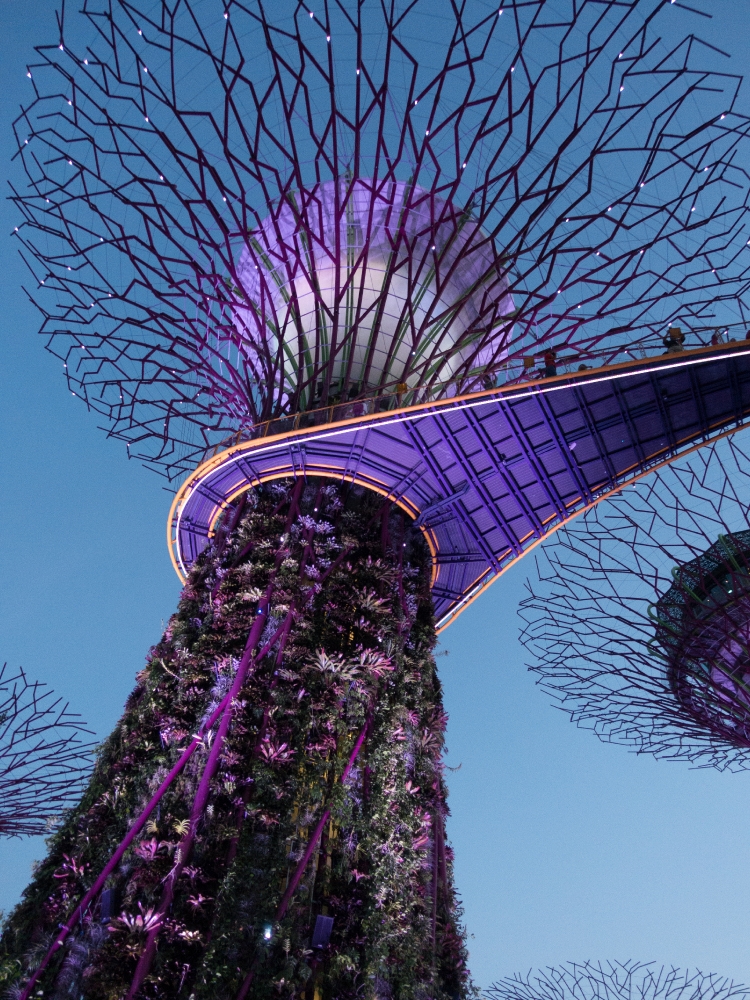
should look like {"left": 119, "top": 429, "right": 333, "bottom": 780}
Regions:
{"left": 522, "top": 434, "right": 750, "bottom": 769}
{"left": 0, "top": 664, "right": 93, "bottom": 839}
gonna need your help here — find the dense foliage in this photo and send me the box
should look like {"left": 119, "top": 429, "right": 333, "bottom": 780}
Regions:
{"left": 1, "top": 479, "right": 472, "bottom": 1000}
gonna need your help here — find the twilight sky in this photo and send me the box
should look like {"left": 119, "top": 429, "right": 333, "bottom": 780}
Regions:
{"left": 1, "top": 1, "right": 750, "bottom": 992}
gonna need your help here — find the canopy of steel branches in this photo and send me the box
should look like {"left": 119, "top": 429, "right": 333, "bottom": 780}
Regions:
{"left": 10, "top": 0, "right": 750, "bottom": 480}
{"left": 0, "top": 663, "right": 93, "bottom": 837}
{"left": 521, "top": 432, "right": 750, "bottom": 770}
{"left": 487, "top": 961, "right": 750, "bottom": 1000}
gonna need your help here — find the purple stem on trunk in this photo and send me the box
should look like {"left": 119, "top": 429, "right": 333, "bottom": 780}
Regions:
{"left": 276, "top": 716, "right": 371, "bottom": 922}
{"left": 430, "top": 810, "right": 439, "bottom": 972}
{"left": 18, "top": 688, "right": 235, "bottom": 1000}
{"left": 235, "top": 715, "right": 372, "bottom": 1000}
{"left": 126, "top": 600, "right": 272, "bottom": 999}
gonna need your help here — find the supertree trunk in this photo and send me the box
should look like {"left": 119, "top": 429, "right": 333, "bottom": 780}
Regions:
{"left": 0, "top": 479, "right": 470, "bottom": 1000}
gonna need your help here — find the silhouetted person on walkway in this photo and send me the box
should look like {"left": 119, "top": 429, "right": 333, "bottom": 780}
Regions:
{"left": 663, "top": 326, "right": 685, "bottom": 353}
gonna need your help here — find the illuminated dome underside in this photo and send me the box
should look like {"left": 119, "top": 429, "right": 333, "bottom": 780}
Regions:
{"left": 233, "top": 179, "right": 513, "bottom": 411}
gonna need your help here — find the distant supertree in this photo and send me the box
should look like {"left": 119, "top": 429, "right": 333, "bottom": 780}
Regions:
{"left": 0, "top": 663, "right": 92, "bottom": 838}
{"left": 521, "top": 434, "right": 750, "bottom": 770}
{"left": 5, "top": 2, "right": 750, "bottom": 1000}
{"left": 486, "top": 962, "right": 750, "bottom": 1000}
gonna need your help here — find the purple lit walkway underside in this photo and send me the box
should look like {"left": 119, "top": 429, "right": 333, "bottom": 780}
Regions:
{"left": 171, "top": 344, "right": 750, "bottom": 630}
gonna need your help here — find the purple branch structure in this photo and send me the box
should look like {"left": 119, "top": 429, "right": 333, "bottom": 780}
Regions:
{"left": 521, "top": 434, "right": 750, "bottom": 769}
{"left": 487, "top": 962, "right": 750, "bottom": 1000}
{"left": 0, "top": 663, "right": 93, "bottom": 838}
{"left": 11, "top": 0, "right": 750, "bottom": 480}
{"left": 12, "top": 688, "right": 235, "bottom": 1000}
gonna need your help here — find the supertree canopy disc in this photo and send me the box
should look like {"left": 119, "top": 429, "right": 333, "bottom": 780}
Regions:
{"left": 520, "top": 433, "right": 750, "bottom": 770}
{"left": 486, "top": 962, "right": 750, "bottom": 1000}
{"left": 0, "top": 664, "right": 93, "bottom": 838}
{"left": 169, "top": 340, "right": 750, "bottom": 631}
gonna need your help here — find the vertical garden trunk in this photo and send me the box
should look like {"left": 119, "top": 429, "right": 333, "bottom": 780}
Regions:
{"left": 1, "top": 479, "right": 472, "bottom": 1000}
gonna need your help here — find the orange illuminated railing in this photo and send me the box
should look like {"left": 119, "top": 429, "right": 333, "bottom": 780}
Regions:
{"left": 206, "top": 325, "right": 749, "bottom": 459}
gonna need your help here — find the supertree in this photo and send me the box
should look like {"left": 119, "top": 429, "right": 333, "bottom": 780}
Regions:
{"left": 520, "top": 433, "right": 750, "bottom": 770}
{"left": 5, "top": 2, "right": 750, "bottom": 999}
{"left": 486, "top": 962, "right": 750, "bottom": 1000}
{"left": 0, "top": 663, "right": 93, "bottom": 838}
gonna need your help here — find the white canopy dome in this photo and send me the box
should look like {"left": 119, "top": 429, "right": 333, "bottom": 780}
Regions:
{"left": 234, "top": 179, "right": 513, "bottom": 407}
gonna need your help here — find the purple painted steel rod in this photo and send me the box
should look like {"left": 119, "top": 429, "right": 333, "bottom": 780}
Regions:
{"left": 277, "top": 715, "right": 371, "bottom": 919}
{"left": 18, "top": 688, "right": 235, "bottom": 1000}
{"left": 127, "top": 602, "right": 272, "bottom": 999}
{"left": 235, "top": 716, "right": 372, "bottom": 1000}
{"left": 21, "top": 591, "right": 290, "bottom": 1000}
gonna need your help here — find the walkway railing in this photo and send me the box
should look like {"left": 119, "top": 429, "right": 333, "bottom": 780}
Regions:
{"left": 206, "top": 327, "right": 748, "bottom": 459}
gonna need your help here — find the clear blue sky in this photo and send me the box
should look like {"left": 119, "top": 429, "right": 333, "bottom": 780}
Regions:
{"left": 1, "top": 1, "right": 750, "bottom": 992}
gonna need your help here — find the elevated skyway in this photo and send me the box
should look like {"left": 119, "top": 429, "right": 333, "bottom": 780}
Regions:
{"left": 170, "top": 341, "right": 750, "bottom": 630}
